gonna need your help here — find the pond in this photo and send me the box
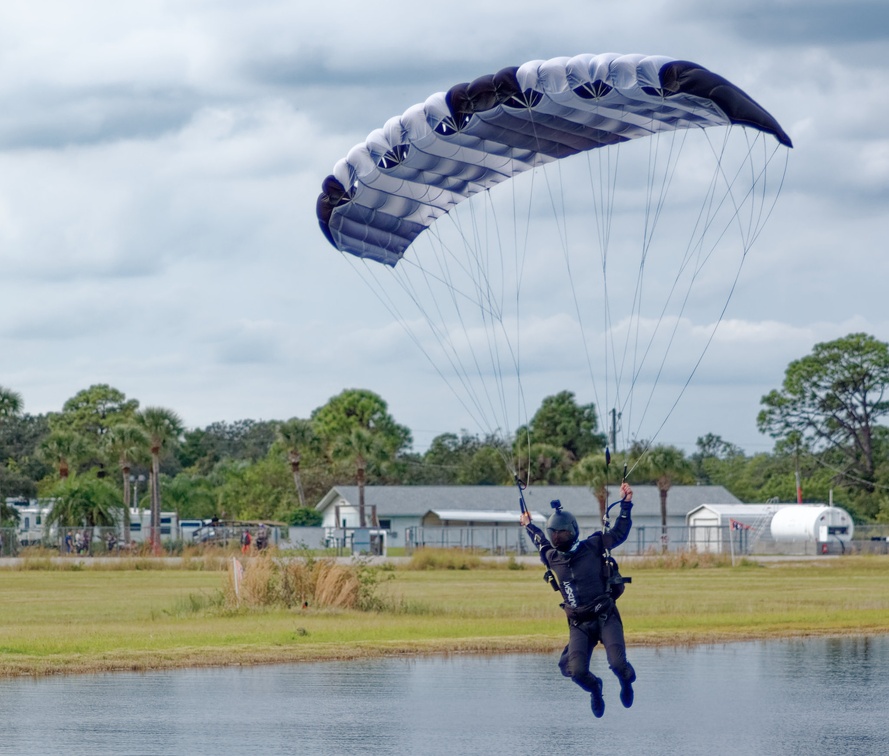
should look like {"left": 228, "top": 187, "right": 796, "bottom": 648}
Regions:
{"left": 1, "top": 636, "right": 886, "bottom": 755}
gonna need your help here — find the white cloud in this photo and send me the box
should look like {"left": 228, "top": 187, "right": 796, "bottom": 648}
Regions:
{"left": 0, "top": 0, "right": 885, "bottom": 457}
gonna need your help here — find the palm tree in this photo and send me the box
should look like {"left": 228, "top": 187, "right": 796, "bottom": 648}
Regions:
{"left": 331, "top": 427, "right": 384, "bottom": 527}
{"left": 640, "top": 445, "right": 694, "bottom": 551}
{"left": 0, "top": 500, "right": 20, "bottom": 526}
{"left": 277, "top": 418, "right": 317, "bottom": 508}
{"left": 0, "top": 386, "right": 23, "bottom": 423}
{"left": 138, "top": 407, "right": 184, "bottom": 551}
{"left": 45, "top": 476, "right": 121, "bottom": 553}
{"left": 104, "top": 423, "right": 150, "bottom": 542}
{"left": 38, "top": 430, "right": 91, "bottom": 480}
{"left": 570, "top": 453, "right": 612, "bottom": 523}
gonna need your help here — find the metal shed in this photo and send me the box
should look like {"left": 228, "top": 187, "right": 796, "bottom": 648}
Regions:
{"left": 686, "top": 503, "right": 785, "bottom": 553}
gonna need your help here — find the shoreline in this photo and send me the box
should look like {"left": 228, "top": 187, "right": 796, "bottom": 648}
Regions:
{"left": 4, "top": 627, "right": 887, "bottom": 680}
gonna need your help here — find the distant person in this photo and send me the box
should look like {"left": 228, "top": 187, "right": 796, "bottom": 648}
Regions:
{"left": 519, "top": 481, "right": 636, "bottom": 718}
{"left": 241, "top": 529, "right": 252, "bottom": 554}
{"left": 64, "top": 532, "right": 73, "bottom": 554}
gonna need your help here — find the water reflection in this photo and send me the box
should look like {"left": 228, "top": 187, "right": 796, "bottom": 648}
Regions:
{"left": 1, "top": 636, "right": 887, "bottom": 755}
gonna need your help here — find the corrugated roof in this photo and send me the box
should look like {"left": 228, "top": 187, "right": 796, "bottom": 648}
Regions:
{"left": 317, "top": 484, "right": 741, "bottom": 519}
{"left": 686, "top": 503, "right": 785, "bottom": 524}
{"left": 426, "top": 510, "right": 547, "bottom": 523}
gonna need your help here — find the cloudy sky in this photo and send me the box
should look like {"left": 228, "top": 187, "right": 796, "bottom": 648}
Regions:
{"left": 0, "top": 0, "right": 886, "bottom": 456}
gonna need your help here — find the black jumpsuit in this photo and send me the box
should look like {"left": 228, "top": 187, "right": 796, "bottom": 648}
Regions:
{"left": 524, "top": 504, "right": 636, "bottom": 694}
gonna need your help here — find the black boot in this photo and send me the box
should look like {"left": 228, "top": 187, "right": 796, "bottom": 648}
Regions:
{"left": 590, "top": 677, "right": 605, "bottom": 718}
{"left": 619, "top": 678, "right": 634, "bottom": 708}
{"left": 619, "top": 665, "right": 636, "bottom": 708}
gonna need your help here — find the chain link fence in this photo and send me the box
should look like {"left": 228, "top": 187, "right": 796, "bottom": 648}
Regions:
{"left": 404, "top": 523, "right": 889, "bottom": 557}
{"left": 4, "top": 523, "right": 888, "bottom": 559}
{"left": 1, "top": 526, "right": 177, "bottom": 557}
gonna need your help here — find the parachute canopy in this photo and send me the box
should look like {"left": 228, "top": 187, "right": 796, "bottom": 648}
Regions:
{"left": 317, "top": 53, "right": 792, "bottom": 265}
{"left": 315, "top": 53, "right": 791, "bottom": 477}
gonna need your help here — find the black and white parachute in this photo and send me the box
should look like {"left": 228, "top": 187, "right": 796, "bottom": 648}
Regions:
{"left": 318, "top": 54, "right": 790, "bottom": 265}
{"left": 316, "top": 53, "right": 791, "bottom": 477}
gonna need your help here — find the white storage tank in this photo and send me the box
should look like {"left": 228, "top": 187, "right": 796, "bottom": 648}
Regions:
{"left": 770, "top": 505, "right": 854, "bottom": 543}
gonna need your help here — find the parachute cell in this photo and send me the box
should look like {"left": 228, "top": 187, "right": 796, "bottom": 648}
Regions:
{"left": 317, "top": 53, "right": 792, "bottom": 265}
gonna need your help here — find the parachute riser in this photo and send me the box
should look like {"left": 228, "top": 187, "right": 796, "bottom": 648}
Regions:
{"left": 603, "top": 461, "right": 632, "bottom": 594}
{"left": 514, "top": 475, "right": 529, "bottom": 518}
{"left": 515, "top": 475, "right": 562, "bottom": 593}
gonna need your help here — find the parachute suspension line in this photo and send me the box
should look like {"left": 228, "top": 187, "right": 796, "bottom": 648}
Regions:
{"left": 476, "top": 183, "right": 529, "bottom": 477}
{"left": 382, "top": 225, "right": 513, "bottom": 450}
{"left": 527, "top": 104, "right": 622, "bottom": 474}
{"left": 624, "top": 226, "right": 750, "bottom": 480}
{"left": 509, "top": 164, "right": 538, "bottom": 485}
{"left": 511, "top": 107, "right": 582, "bottom": 485}
{"left": 393, "top": 167, "right": 542, "bottom": 480}
{"left": 554, "top": 149, "right": 606, "bottom": 437}
{"left": 602, "top": 122, "right": 776, "bottom": 479}
{"left": 584, "top": 139, "right": 622, "bottom": 451}
{"left": 621, "top": 124, "right": 672, "bottom": 446}
{"left": 542, "top": 141, "right": 610, "bottom": 453}
{"left": 705, "top": 127, "right": 791, "bottom": 255}
{"left": 621, "top": 129, "right": 790, "bottom": 480}
{"left": 628, "top": 124, "right": 756, "bottom": 425}
{"left": 432, "top": 198, "right": 519, "bottom": 456}
{"left": 533, "top": 138, "right": 600, "bottom": 406}
{"left": 623, "top": 127, "right": 744, "bottom": 461}
{"left": 574, "top": 150, "right": 606, "bottom": 423}
{"left": 623, "top": 125, "right": 733, "bottom": 438}
{"left": 462, "top": 191, "right": 514, "bottom": 436}
{"left": 338, "top": 254, "right": 505, "bottom": 443}
{"left": 622, "top": 160, "right": 726, "bottom": 460}
{"left": 611, "top": 125, "right": 689, "bottom": 458}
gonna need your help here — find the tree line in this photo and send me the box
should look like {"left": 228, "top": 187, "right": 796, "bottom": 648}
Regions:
{"left": 2, "top": 332, "right": 889, "bottom": 533}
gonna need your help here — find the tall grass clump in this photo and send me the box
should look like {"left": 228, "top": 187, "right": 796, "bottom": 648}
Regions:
{"left": 406, "top": 548, "right": 484, "bottom": 570}
{"left": 225, "top": 555, "right": 396, "bottom": 612}
{"left": 633, "top": 548, "right": 758, "bottom": 569}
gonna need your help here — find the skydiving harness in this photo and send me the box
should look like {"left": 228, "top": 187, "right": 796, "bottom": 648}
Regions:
{"left": 515, "top": 469, "right": 632, "bottom": 626}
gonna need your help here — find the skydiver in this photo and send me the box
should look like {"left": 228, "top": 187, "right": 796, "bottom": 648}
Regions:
{"left": 519, "top": 481, "right": 636, "bottom": 718}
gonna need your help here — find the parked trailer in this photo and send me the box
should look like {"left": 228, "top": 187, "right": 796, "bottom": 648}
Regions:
{"left": 770, "top": 505, "right": 854, "bottom": 551}
{"left": 7, "top": 498, "right": 179, "bottom": 546}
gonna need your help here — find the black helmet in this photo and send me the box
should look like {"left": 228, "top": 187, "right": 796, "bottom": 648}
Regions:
{"left": 546, "top": 500, "right": 579, "bottom": 551}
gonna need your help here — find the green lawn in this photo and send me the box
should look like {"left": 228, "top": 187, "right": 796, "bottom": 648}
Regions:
{"left": 2, "top": 556, "right": 888, "bottom": 677}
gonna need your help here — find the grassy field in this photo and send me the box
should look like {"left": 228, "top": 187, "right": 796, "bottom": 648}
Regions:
{"left": 2, "top": 554, "right": 888, "bottom": 677}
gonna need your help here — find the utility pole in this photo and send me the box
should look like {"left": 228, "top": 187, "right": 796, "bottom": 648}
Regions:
{"left": 794, "top": 436, "right": 803, "bottom": 503}
{"left": 610, "top": 408, "right": 621, "bottom": 451}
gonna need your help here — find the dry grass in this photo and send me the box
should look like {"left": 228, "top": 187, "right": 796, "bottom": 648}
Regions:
{"left": 405, "top": 548, "right": 485, "bottom": 570}
{"left": 6, "top": 555, "right": 230, "bottom": 572}
{"left": 629, "top": 548, "right": 751, "bottom": 569}
{"left": 223, "top": 555, "right": 392, "bottom": 611}
{"left": 313, "top": 561, "right": 361, "bottom": 608}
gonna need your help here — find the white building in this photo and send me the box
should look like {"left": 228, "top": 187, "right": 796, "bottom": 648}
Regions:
{"left": 7, "top": 498, "right": 179, "bottom": 546}
{"left": 686, "top": 503, "right": 785, "bottom": 553}
{"left": 316, "top": 484, "right": 742, "bottom": 553}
